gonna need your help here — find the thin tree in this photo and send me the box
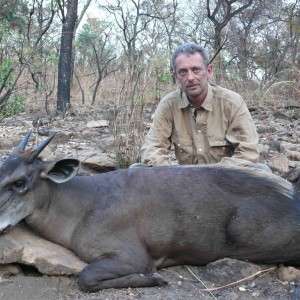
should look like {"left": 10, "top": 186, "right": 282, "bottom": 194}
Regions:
{"left": 56, "top": 0, "right": 78, "bottom": 113}
{"left": 206, "top": 0, "right": 254, "bottom": 81}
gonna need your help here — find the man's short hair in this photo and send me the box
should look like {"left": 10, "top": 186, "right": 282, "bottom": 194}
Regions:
{"left": 172, "top": 43, "right": 210, "bottom": 71}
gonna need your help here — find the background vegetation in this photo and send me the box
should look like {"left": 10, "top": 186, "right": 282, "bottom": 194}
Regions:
{"left": 0, "top": 0, "right": 299, "bottom": 165}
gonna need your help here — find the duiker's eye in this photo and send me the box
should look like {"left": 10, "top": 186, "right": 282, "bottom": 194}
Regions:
{"left": 11, "top": 179, "right": 28, "bottom": 195}
{"left": 13, "top": 180, "right": 26, "bottom": 189}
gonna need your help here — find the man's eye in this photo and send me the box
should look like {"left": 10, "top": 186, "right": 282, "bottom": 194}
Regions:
{"left": 193, "top": 68, "right": 201, "bottom": 73}
{"left": 178, "top": 70, "right": 187, "bottom": 76}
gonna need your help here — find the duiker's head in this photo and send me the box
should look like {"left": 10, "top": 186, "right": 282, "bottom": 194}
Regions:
{"left": 0, "top": 131, "right": 79, "bottom": 232}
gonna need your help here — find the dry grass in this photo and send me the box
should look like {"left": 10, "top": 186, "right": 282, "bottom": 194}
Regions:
{"left": 215, "top": 63, "right": 300, "bottom": 109}
{"left": 4, "top": 65, "right": 300, "bottom": 167}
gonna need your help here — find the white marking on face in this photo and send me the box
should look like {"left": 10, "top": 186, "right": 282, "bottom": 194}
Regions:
{"left": 0, "top": 215, "right": 18, "bottom": 232}
{"left": 0, "top": 199, "right": 33, "bottom": 232}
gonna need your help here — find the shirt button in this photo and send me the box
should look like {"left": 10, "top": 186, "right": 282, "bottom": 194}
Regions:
{"left": 198, "top": 130, "right": 201, "bottom": 133}
{"left": 199, "top": 148, "right": 202, "bottom": 152}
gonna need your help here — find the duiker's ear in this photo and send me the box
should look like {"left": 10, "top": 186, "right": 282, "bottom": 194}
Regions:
{"left": 41, "top": 159, "right": 80, "bottom": 183}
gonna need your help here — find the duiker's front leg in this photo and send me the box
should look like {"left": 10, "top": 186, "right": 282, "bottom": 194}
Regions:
{"left": 78, "top": 255, "right": 167, "bottom": 292}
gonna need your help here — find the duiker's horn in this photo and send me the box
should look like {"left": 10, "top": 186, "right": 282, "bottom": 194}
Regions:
{"left": 18, "top": 130, "right": 32, "bottom": 151}
{"left": 31, "top": 132, "right": 57, "bottom": 159}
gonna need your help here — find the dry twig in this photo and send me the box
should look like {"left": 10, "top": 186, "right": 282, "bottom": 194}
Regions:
{"left": 187, "top": 266, "right": 278, "bottom": 292}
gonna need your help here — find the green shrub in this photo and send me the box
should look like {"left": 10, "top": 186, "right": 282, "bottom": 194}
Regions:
{"left": 0, "top": 59, "right": 14, "bottom": 88}
{"left": 1, "top": 94, "right": 25, "bottom": 116}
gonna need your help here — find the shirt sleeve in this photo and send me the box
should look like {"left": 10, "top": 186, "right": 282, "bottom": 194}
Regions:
{"left": 141, "top": 101, "right": 173, "bottom": 166}
{"left": 221, "top": 101, "right": 259, "bottom": 167}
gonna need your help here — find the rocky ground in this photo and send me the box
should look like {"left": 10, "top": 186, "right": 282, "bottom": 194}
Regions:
{"left": 0, "top": 101, "right": 300, "bottom": 300}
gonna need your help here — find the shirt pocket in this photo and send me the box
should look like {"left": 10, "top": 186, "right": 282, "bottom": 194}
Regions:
{"left": 172, "top": 135, "right": 193, "bottom": 164}
{"left": 209, "top": 140, "right": 234, "bottom": 162}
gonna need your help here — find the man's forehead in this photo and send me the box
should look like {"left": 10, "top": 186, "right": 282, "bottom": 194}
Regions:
{"left": 175, "top": 52, "right": 204, "bottom": 67}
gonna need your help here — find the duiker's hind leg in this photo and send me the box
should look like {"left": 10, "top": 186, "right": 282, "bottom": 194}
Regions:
{"left": 226, "top": 202, "right": 300, "bottom": 262}
{"left": 78, "top": 255, "right": 167, "bottom": 292}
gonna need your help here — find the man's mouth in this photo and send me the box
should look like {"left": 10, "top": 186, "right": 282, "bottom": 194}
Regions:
{"left": 187, "top": 85, "right": 198, "bottom": 89}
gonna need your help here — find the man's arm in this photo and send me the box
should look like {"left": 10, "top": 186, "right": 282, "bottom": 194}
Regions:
{"left": 221, "top": 101, "right": 260, "bottom": 167}
{"left": 141, "top": 101, "right": 173, "bottom": 166}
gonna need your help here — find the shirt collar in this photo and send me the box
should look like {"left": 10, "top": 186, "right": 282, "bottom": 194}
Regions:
{"left": 179, "top": 83, "right": 213, "bottom": 111}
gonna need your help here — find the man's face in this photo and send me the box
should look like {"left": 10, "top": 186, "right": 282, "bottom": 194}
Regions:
{"left": 174, "top": 52, "right": 212, "bottom": 103}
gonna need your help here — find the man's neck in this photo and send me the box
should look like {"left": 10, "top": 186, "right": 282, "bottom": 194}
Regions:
{"left": 188, "top": 95, "right": 206, "bottom": 108}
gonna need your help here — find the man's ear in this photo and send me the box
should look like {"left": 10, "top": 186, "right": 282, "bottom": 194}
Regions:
{"left": 40, "top": 159, "right": 80, "bottom": 183}
{"left": 207, "top": 64, "right": 213, "bottom": 80}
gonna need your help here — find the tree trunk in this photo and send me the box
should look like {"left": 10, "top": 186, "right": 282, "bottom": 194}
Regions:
{"left": 56, "top": 0, "right": 78, "bottom": 113}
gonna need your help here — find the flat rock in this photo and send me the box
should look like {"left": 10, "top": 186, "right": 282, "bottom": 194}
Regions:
{"left": 77, "top": 149, "right": 116, "bottom": 172}
{"left": 268, "top": 154, "right": 290, "bottom": 173}
{"left": 204, "top": 258, "right": 269, "bottom": 285}
{"left": 0, "top": 225, "right": 87, "bottom": 275}
{"left": 86, "top": 120, "right": 110, "bottom": 128}
{"left": 277, "top": 265, "right": 300, "bottom": 282}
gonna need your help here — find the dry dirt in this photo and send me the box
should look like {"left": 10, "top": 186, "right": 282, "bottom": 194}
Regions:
{"left": 0, "top": 263, "right": 298, "bottom": 300}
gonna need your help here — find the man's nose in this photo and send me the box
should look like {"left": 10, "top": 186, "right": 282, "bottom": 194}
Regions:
{"left": 187, "top": 70, "right": 195, "bottom": 81}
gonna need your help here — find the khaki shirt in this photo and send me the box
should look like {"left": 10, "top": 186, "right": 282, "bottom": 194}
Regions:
{"left": 141, "top": 83, "right": 259, "bottom": 167}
